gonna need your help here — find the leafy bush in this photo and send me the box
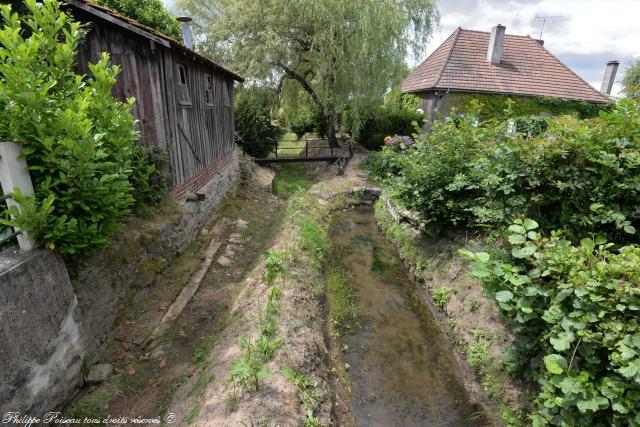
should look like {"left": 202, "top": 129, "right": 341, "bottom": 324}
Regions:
{"left": 94, "top": 0, "right": 182, "bottom": 40}
{"left": 360, "top": 149, "right": 406, "bottom": 179}
{"left": 377, "top": 99, "right": 640, "bottom": 242}
{"left": 462, "top": 220, "right": 640, "bottom": 426}
{"left": 235, "top": 96, "right": 282, "bottom": 158}
{"left": 357, "top": 107, "right": 425, "bottom": 150}
{"left": 0, "top": 0, "right": 162, "bottom": 254}
{"left": 288, "top": 109, "right": 320, "bottom": 139}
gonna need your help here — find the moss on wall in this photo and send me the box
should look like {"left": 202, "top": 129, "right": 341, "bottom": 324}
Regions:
{"left": 441, "top": 93, "right": 609, "bottom": 120}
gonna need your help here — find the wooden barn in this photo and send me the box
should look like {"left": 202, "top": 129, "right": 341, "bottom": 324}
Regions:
{"left": 63, "top": 0, "right": 244, "bottom": 200}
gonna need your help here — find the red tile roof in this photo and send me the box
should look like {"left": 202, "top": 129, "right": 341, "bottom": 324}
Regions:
{"left": 402, "top": 28, "right": 609, "bottom": 103}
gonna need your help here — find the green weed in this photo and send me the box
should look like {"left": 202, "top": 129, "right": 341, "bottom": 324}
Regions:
{"left": 192, "top": 335, "right": 217, "bottom": 369}
{"left": 281, "top": 367, "right": 325, "bottom": 426}
{"left": 228, "top": 338, "right": 270, "bottom": 392}
{"left": 225, "top": 393, "right": 240, "bottom": 413}
{"left": 257, "top": 334, "right": 283, "bottom": 361}
{"left": 264, "top": 252, "right": 287, "bottom": 285}
{"left": 300, "top": 219, "right": 329, "bottom": 266}
{"left": 326, "top": 266, "right": 357, "bottom": 333}
{"left": 191, "top": 370, "right": 214, "bottom": 397}
{"left": 430, "top": 286, "right": 452, "bottom": 311}
{"left": 64, "top": 385, "right": 118, "bottom": 422}
{"left": 186, "top": 404, "right": 200, "bottom": 425}
{"left": 157, "top": 376, "right": 186, "bottom": 417}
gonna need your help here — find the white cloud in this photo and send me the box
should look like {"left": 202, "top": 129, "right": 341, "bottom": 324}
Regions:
{"left": 163, "top": 0, "right": 639, "bottom": 96}
{"left": 422, "top": 0, "right": 640, "bottom": 96}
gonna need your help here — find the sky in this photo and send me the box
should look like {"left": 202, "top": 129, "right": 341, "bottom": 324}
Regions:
{"left": 163, "top": 0, "right": 640, "bottom": 96}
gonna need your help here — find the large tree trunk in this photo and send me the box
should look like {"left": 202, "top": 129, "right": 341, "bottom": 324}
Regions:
{"left": 322, "top": 112, "right": 339, "bottom": 148}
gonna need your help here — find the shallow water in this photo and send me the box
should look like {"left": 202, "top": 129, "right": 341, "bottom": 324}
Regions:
{"left": 330, "top": 206, "right": 489, "bottom": 427}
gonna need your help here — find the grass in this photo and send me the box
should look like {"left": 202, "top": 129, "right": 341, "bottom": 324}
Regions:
{"left": 326, "top": 265, "right": 357, "bottom": 333}
{"left": 64, "top": 384, "right": 119, "bottom": 422}
{"left": 430, "top": 286, "right": 452, "bottom": 311}
{"left": 273, "top": 164, "right": 313, "bottom": 197}
{"left": 281, "top": 367, "right": 325, "bottom": 427}
{"left": 158, "top": 376, "right": 187, "bottom": 417}
{"left": 191, "top": 370, "right": 214, "bottom": 397}
{"left": 186, "top": 404, "right": 200, "bottom": 425}
{"left": 275, "top": 138, "right": 304, "bottom": 158}
{"left": 299, "top": 219, "right": 329, "bottom": 266}
{"left": 192, "top": 335, "right": 218, "bottom": 369}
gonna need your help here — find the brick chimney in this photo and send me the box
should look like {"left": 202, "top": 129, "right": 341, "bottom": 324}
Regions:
{"left": 487, "top": 24, "right": 506, "bottom": 64}
{"left": 600, "top": 61, "right": 619, "bottom": 95}
{"left": 177, "top": 17, "right": 193, "bottom": 50}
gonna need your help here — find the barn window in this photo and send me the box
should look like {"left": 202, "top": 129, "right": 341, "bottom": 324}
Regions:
{"left": 223, "top": 81, "right": 232, "bottom": 107}
{"left": 176, "top": 63, "right": 192, "bottom": 106}
{"left": 205, "top": 74, "right": 215, "bottom": 106}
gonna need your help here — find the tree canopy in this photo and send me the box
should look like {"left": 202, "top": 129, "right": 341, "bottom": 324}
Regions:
{"left": 179, "top": 0, "right": 438, "bottom": 145}
{"left": 622, "top": 57, "right": 640, "bottom": 98}
{"left": 95, "top": 0, "right": 182, "bottom": 40}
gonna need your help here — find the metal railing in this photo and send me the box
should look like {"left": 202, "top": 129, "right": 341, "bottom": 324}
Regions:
{"left": 237, "top": 138, "right": 353, "bottom": 163}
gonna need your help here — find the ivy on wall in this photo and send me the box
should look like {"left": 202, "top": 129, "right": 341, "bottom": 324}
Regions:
{"left": 446, "top": 93, "right": 609, "bottom": 119}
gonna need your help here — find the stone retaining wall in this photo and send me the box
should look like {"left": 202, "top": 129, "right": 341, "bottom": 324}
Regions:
{"left": 0, "top": 150, "right": 241, "bottom": 416}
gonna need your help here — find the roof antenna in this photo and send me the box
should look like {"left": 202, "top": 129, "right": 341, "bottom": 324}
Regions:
{"left": 534, "top": 14, "right": 565, "bottom": 39}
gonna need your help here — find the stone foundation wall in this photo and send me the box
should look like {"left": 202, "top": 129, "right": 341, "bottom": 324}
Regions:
{"left": 0, "top": 149, "right": 241, "bottom": 416}
{"left": 0, "top": 250, "right": 81, "bottom": 415}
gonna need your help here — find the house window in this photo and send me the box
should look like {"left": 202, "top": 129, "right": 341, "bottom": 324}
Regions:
{"left": 223, "top": 81, "right": 231, "bottom": 107}
{"left": 176, "top": 63, "right": 192, "bottom": 107}
{"left": 205, "top": 74, "right": 215, "bottom": 106}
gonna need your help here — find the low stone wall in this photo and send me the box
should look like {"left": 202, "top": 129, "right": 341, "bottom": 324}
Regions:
{"left": 0, "top": 249, "right": 81, "bottom": 415}
{"left": 0, "top": 149, "right": 241, "bottom": 416}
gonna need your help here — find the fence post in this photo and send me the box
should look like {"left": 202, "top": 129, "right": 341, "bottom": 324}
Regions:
{"left": 0, "top": 142, "right": 35, "bottom": 251}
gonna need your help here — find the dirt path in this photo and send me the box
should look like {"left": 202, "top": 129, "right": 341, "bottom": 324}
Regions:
{"left": 65, "top": 164, "right": 291, "bottom": 425}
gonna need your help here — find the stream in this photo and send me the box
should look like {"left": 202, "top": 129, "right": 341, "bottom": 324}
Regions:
{"left": 330, "top": 205, "right": 489, "bottom": 426}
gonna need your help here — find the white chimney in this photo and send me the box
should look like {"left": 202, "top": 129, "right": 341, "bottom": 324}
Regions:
{"left": 600, "top": 61, "right": 619, "bottom": 95}
{"left": 487, "top": 24, "right": 506, "bottom": 64}
{"left": 177, "top": 17, "right": 193, "bottom": 49}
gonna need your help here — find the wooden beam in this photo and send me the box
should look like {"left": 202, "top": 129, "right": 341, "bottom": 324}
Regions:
{"left": 64, "top": 0, "right": 171, "bottom": 48}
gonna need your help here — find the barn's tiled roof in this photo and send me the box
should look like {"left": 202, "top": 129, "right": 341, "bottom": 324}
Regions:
{"left": 66, "top": 0, "right": 244, "bottom": 82}
{"left": 402, "top": 28, "right": 608, "bottom": 103}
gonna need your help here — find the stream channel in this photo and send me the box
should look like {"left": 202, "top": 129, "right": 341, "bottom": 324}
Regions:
{"left": 329, "top": 205, "right": 490, "bottom": 426}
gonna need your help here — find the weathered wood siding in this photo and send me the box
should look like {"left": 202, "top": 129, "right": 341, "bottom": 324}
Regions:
{"left": 168, "top": 51, "right": 235, "bottom": 186}
{"left": 74, "top": 11, "right": 236, "bottom": 188}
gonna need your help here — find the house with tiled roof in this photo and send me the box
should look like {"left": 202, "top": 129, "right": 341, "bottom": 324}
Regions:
{"left": 402, "top": 25, "right": 616, "bottom": 125}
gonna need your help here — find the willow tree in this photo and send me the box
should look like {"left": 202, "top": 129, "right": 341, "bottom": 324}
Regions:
{"left": 179, "top": 0, "right": 438, "bottom": 146}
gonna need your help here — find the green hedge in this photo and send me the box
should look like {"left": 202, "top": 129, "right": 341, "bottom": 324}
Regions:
{"left": 356, "top": 108, "right": 425, "bottom": 150}
{"left": 0, "top": 0, "right": 164, "bottom": 254}
{"left": 462, "top": 221, "right": 640, "bottom": 426}
{"left": 364, "top": 100, "right": 640, "bottom": 243}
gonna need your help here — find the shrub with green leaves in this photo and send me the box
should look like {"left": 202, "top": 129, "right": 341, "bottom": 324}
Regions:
{"left": 356, "top": 107, "right": 425, "bottom": 150}
{"left": 370, "top": 99, "right": 640, "bottom": 242}
{"left": 0, "top": 0, "right": 162, "bottom": 254}
{"left": 461, "top": 219, "right": 640, "bottom": 426}
{"left": 235, "top": 96, "right": 282, "bottom": 158}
